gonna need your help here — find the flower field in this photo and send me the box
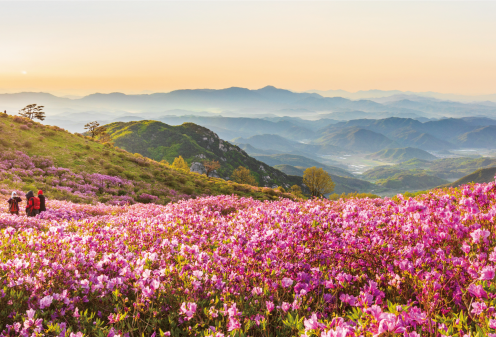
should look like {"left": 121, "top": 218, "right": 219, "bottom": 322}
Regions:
{"left": 1, "top": 178, "right": 496, "bottom": 336}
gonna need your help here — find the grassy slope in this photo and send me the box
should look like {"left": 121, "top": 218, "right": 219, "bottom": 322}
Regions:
{"left": 0, "top": 115, "right": 295, "bottom": 202}
{"left": 363, "top": 157, "right": 496, "bottom": 181}
{"left": 103, "top": 121, "right": 305, "bottom": 189}
{"left": 443, "top": 167, "right": 496, "bottom": 188}
{"left": 375, "top": 172, "right": 449, "bottom": 190}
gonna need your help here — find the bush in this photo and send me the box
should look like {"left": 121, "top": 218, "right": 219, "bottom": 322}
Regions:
{"left": 182, "top": 186, "right": 195, "bottom": 195}
{"left": 328, "top": 192, "right": 381, "bottom": 201}
{"left": 19, "top": 125, "right": 29, "bottom": 130}
{"left": 86, "top": 157, "right": 96, "bottom": 165}
{"left": 140, "top": 172, "right": 152, "bottom": 180}
{"left": 23, "top": 141, "right": 33, "bottom": 148}
{"left": 13, "top": 116, "right": 24, "bottom": 123}
{"left": 124, "top": 172, "right": 136, "bottom": 180}
{"left": 41, "top": 131, "right": 56, "bottom": 137}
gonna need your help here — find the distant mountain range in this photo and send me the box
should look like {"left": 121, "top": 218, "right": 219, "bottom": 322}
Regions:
{"left": 2, "top": 86, "right": 496, "bottom": 124}
{"left": 305, "top": 89, "right": 496, "bottom": 103}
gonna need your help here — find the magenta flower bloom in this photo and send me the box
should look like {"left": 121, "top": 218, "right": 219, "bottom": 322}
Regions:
{"left": 227, "top": 317, "right": 241, "bottom": 331}
{"left": 471, "top": 301, "right": 487, "bottom": 316}
{"left": 304, "top": 313, "right": 320, "bottom": 331}
{"left": 480, "top": 266, "right": 495, "bottom": 281}
{"left": 321, "top": 326, "right": 350, "bottom": 337}
{"left": 282, "top": 277, "right": 293, "bottom": 288}
{"left": 251, "top": 287, "right": 263, "bottom": 296}
{"left": 468, "top": 284, "right": 488, "bottom": 298}
{"left": 180, "top": 302, "right": 197, "bottom": 321}
{"left": 470, "top": 229, "right": 490, "bottom": 243}
{"left": 281, "top": 302, "right": 291, "bottom": 312}
{"left": 266, "top": 301, "right": 275, "bottom": 312}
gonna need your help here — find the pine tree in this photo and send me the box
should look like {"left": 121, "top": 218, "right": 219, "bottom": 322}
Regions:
{"left": 18, "top": 104, "right": 45, "bottom": 121}
{"left": 84, "top": 121, "right": 103, "bottom": 138}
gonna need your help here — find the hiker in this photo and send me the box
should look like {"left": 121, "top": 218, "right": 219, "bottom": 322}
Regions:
{"left": 7, "top": 192, "right": 22, "bottom": 215}
{"left": 38, "top": 190, "right": 46, "bottom": 213}
{"left": 25, "top": 190, "right": 40, "bottom": 217}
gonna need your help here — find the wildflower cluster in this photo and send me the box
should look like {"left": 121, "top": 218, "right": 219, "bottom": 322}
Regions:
{"left": 0, "top": 151, "right": 188, "bottom": 205}
{"left": 0, "top": 178, "right": 496, "bottom": 336}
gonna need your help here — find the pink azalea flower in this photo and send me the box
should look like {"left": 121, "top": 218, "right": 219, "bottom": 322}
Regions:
{"left": 471, "top": 301, "right": 487, "bottom": 316}
{"left": 282, "top": 277, "right": 293, "bottom": 288}
{"left": 480, "top": 266, "right": 495, "bottom": 281}
{"left": 180, "top": 302, "right": 197, "bottom": 321}
{"left": 266, "top": 301, "right": 275, "bottom": 312}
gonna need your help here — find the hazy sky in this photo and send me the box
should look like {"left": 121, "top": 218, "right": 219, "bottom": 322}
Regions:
{"left": 1, "top": 1, "right": 495, "bottom": 96}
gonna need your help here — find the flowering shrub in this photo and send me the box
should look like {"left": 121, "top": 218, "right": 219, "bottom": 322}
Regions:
{"left": 0, "top": 151, "right": 189, "bottom": 205}
{"left": 0, "top": 177, "right": 496, "bottom": 335}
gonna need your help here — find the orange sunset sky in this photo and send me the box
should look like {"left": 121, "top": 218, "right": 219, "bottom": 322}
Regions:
{"left": 1, "top": 1, "right": 495, "bottom": 96}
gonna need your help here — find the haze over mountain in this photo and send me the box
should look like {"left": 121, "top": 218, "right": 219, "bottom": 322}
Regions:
{"left": 2, "top": 86, "right": 496, "bottom": 128}
{"left": 306, "top": 89, "right": 496, "bottom": 103}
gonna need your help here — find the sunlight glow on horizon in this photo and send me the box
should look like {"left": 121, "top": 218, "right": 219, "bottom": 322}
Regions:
{"left": 1, "top": 2, "right": 495, "bottom": 96}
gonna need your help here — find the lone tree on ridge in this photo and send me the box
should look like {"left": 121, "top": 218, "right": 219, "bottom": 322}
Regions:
{"left": 18, "top": 104, "right": 45, "bottom": 121}
{"left": 84, "top": 121, "right": 106, "bottom": 138}
{"left": 303, "top": 166, "right": 335, "bottom": 197}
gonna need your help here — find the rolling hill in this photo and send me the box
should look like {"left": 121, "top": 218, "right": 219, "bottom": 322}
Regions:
{"left": 445, "top": 167, "right": 496, "bottom": 187}
{"left": 455, "top": 126, "right": 496, "bottom": 148}
{"left": 375, "top": 172, "right": 449, "bottom": 191}
{"left": 103, "top": 120, "right": 306, "bottom": 189}
{"left": 0, "top": 114, "right": 293, "bottom": 204}
{"left": 316, "top": 127, "right": 399, "bottom": 153}
{"left": 252, "top": 153, "right": 353, "bottom": 177}
{"left": 361, "top": 157, "right": 496, "bottom": 182}
{"left": 366, "top": 147, "right": 437, "bottom": 163}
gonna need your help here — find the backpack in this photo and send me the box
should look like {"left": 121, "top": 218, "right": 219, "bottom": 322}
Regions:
{"left": 9, "top": 199, "right": 19, "bottom": 212}
{"left": 32, "top": 197, "right": 40, "bottom": 210}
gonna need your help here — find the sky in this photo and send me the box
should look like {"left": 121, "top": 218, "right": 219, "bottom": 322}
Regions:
{"left": 1, "top": 1, "right": 495, "bottom": 96}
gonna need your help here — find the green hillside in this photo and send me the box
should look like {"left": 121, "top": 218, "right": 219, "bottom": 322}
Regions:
{"left": 103, "top": 120, "right": 305, "bottom": 189}
{"left": 375, "top": 172, "right": 449, "bottom": 190}
{"left": 361, "top": 166, "right": 407, "bottom": 181}
{"left": 0, "top": 114, "right": 296, "bottom": 203}
{"left": 316, "top": 127, "right": 399, "bottom": 153}
{"left": 363, "top": 157, "right": 496, "bottom": 181}
{"left": 366, "top": 147, "right": 436, "bottom": 162}
{"left": 254, "top": 153, "right": 353, "bottom": 177}
{"left": 445, "top": 167, "right": 496, "bottom": 188}
{"left": 455, "top": 126, "right": 496, "bottom": 148}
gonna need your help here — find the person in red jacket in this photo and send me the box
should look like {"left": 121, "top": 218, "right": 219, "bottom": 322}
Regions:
{"left": 25, "top": 190, "right": 40, "bottom": 217}
{"left": 7, "top": 191, "right": 22, "bottom": 215}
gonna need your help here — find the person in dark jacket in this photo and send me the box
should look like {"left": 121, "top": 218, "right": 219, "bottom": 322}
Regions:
{"left": 25, "top": 190, "right": 39, "bottom": 217}
{"left": 7, "top": 191, "right": 22, "bottom": 215}
{"left": 38, "top": 190, "right": 46, "bottom": 213}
